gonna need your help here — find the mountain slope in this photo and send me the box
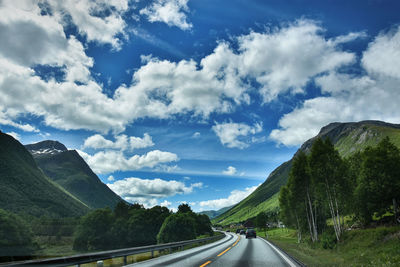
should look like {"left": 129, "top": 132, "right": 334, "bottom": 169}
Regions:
{"left": 26, "top": 141, "right": 123, "bottom": 209}
{"left": 213, "top": 120, "right": 400, "bottom": 225}
{"left": 0, "top": 131, "right": 89, "bottom": 217}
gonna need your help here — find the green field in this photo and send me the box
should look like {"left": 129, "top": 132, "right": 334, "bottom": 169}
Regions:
{"left": 262, "top": 226, "right": 400, "bottom": 266}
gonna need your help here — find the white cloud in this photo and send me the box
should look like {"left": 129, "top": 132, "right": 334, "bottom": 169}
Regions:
{"left": 212, "top": 121, "right": 262, "bottom": 149}
{"left": 140, "top": 0, "right": 192, "bottom": 30}
{"left": 6, "top": 131, "right": 20, "bottom": 140}
{"left": 160, "top": 200, "right": 172, "bottom": 207}
{"left": 77, "top": 149, "right": 179, "bottom": 174}
{"left": 222, "top": 166, "right": 237, "bottom": 176}
{"left": 0, "top": 14, "right": 372, "bottom": 135}
{"left": 192, "top": 132, "right": 201, "bottom": 138}
{"left": 107, "top": 177, "right": 202, "bottom": 208}
{"left": 107, "top": 175, "right": 115, "bottom": 182}
{"left": 83, "top": 133, "right": 154, "bottom": 151}
{"left": 199, "top": 185, "right": 259, "bottom": 210}
{"left": 52, "top": 0, "right": 129, "bottom": 49}
{"left": 362, "top": 26, "right": 400, "bottom": 79}
{"left": 270, "top": 26, "right": 400, "bottom": 146}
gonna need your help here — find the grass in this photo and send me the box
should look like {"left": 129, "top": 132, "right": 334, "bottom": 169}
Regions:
{"left": 263, "top": 226, "right": 400, "bottom": 266}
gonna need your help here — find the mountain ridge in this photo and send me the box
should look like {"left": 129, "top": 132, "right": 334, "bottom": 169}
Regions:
{"left": 0, "top": 131, "right": 89, "bottom": 217}
{"left": 25, "top": 140, "right": 123, "bottom": 209}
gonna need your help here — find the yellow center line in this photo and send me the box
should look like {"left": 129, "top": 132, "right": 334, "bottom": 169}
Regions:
{"left": 232, "top": 236, "right": 241, "bottom": 246}
{"left": 217, "top": 246, "right": 231, "bottom": 257}
{"left": 199, "top": 260, "right": 212, "bottom": 267}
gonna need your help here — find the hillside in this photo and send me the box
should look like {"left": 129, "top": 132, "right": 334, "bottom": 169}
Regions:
{"left": 0, "top": 132, "right": 89, "bottom": 218}
{"left": 213, "top": 120, "right": 400, "bottom": 225}
{"left": 25, "top": 141, "right": 123, "bottom": 209}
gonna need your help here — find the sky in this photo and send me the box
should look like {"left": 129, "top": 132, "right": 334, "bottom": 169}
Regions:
{"left": 1, "top": 0, "right": 400, "bottom": 212}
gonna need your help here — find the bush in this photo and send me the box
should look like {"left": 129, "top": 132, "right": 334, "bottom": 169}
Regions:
{"left": 0, "top": 209, "right": 37, "bottom": 261}
{"left": 320, "top": 229, "right": 337, "bottom": 249}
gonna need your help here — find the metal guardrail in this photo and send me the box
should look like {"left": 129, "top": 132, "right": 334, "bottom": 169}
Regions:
{"left": 4, "top": 234, "right": 225, "bottom": 266}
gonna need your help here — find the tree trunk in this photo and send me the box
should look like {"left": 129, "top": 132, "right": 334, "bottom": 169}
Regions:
{"left": 307, "top": 190, "right": 318, "bottom": 242}
{"left": 305, "top": 200, "right": 314, "bottom": 242}
{"left": 295, "top": 212, "right": 302, "bottom": 243}
{"left": 394, "top": 198, "right": 399, "bottom": 224}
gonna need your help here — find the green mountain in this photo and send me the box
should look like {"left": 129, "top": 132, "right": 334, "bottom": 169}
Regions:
{"left": 198, "top": 205, "right": 233, "bottom": 219}
{"left": 25, "top": 141, "right": 123, "bottom": 209}
{"left": 213, "top": 120, "right": 400, "bottom": 225}
{"left": 0, "top": 131, "right": 89, "bottom": 218}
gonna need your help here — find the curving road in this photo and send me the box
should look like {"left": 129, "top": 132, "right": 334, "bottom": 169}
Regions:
{"left": 128, "top": 232, "right": 299, "bottom": 267}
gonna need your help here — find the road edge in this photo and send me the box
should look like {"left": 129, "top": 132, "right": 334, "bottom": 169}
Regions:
{"left": 258, "top": 237, "right": 306, "bottom": 267}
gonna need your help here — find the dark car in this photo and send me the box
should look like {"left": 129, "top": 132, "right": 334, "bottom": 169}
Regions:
{"left": 236, "top": 229, "right": 241, "bottom": 234}
{"left": 240, "top": 230, "right": 245, "bottom": 235}
{"left": 245, "top": 228, "right": 256, "bottom": 238}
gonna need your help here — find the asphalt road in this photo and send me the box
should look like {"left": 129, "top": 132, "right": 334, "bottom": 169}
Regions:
{"left": 128, "top": 232, "right": 299, "bottom": 267}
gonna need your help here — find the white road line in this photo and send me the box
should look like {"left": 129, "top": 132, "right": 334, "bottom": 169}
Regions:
{"left": 258, "top": 237, "right": 297, "bottom": 267}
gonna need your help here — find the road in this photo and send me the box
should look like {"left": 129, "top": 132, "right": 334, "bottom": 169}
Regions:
{"left": 127, "top": 232, "right": 299, "bottom": 267}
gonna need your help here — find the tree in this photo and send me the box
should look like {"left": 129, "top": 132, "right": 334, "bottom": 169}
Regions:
{"left": 289, "top": 151, "right": 318, "bottom": 242}
{"left": 73, "top": 208, "right": 114, "bottom": 251}
{"left": 355, "top": 137, "right": 400, "bottom": 224}
{"left": 0, "top": 209, "right": 37, "bottom": 261}
{"left": 195, "top": 214, "right": 213, "bottom": 236}
{"left": 309, "top": 138, "right": 347, "bottom": 242}
{"left": 255, "top": 212, "right": 267, "bottom": 229}
{"left": 157, "top": 213, "right": 196, "bottom": 243}
{"left": 177, "top": 203, "right": 192, "bottom": 214}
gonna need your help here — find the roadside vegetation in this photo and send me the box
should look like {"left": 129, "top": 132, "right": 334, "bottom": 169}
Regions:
{"left": 0, "top": 203, "right": 213, "bottom": 262}
{"left": 275, "top": 137, "right": 400, "bottom": 265}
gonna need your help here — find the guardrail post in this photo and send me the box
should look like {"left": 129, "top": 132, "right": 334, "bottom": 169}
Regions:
{"left": 151, "top": 249, "right": 154, "bottom": 258}
{"left": 123, "top": 255, "right": 127, "bottom": 265}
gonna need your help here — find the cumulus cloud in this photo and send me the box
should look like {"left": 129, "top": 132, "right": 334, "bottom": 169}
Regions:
{"left": 270, "top": 26, "right": 400, "bottom": 146}
{"left": 0, "top": 14, "right": 369, "bottom": 135}
{"left": 199, "top": 185, "right": 259, "bottom": 210}
{"left": 52, "top": 0, "right": 129, "bottom": 49}
{"left": 107, "top": 177, "right": 202, "bottom": 207}
{"left": 107, "top": 175, "right": 115, "bottom": 182}
{"left": 160, "top": 200, "right": 172, "bottom": 207}
{"left": 222, "top": 166, "right": 237, "bottom": 175}
{"left": 83, "top": 133, "right": 154, "bottom": 151}
{"left": 212, "top": 122, "right": 263, "bottom": 149}
{"left": 140, "top": 0, "right": 192, "bottom": 30}
{"left": 77, "top": 149, "right": 179, "bottom": 174}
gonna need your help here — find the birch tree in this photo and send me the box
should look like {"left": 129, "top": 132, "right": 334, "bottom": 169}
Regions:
{"left": 309, "top": 138, "right": 347, "bottom": 242}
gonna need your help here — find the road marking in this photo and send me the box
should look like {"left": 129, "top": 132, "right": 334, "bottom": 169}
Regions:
{"left": 217, "top": 246, "right": 231, "bottom": 257}
{"left": 259, "top": 237, "right": 297, "bottom": 267}
{"left": 232, "top": 236, "right": 240, "bottom": 246}
{"left": 199, "top": 260, "right": 212, "bottom": 267}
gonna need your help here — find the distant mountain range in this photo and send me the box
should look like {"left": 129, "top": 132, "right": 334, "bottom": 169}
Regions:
{"left": 213, "top": 120, "right": 400, "bottom": 225}
{"left": 198, "top": 205, "right": 233, "bottom": 219}
{"left": 0, "top": 131, "right": 123, "bottom": 218}
{"left": 25, "top": 140, "right": 123, "bottom": 210}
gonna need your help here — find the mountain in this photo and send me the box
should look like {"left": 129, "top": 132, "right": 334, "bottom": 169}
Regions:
{"left": 0, "top": 131, "right": 89, "bottom": 218}
{"left": 198, "top": 205, "right": 233, "bottom": 219}
{"left": 213, "top": 120, "right": 400, "bottom": 225}
{"left": 25, "top": 141, "right": 123, "bottom": 209}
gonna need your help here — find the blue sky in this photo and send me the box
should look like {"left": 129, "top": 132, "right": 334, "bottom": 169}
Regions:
{"left": 1, "top": 0, "right": 400, "bottom": 211}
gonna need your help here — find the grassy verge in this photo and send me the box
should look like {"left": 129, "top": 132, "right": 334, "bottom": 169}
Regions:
{"left": 262, "top": 226, "right": 400, "bottom": 266}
